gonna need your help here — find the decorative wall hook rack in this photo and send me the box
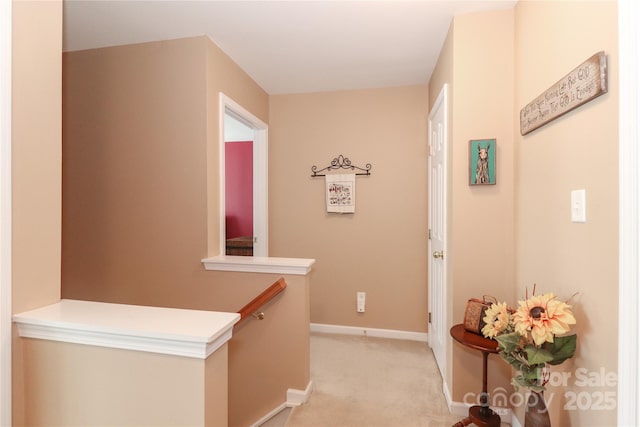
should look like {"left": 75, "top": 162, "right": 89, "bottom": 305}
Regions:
{"left": 311, "top": 154, "right": 372, "bottom": 177}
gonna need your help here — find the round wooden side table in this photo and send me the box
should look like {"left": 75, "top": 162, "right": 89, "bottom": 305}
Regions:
{"left": 450, "top": 323, "right": 501, "bottom": 427}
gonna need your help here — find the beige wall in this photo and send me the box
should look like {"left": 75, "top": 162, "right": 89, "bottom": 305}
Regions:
{"left": 451, "top": 8, "right": 517, "bottom": 402}
{"left": 62, "top": 36, "right": 267, "bottom": 309}
{"left": 269, "top": 86, "right": 429, "bottom": 332}
{"left": 62, "top": 37, "right": 209, "bottom": 306}
{"left": 514, "top": 1, "right": 618, "bottom": 425}
{"left": 11, "top": 0, "right": 63, "bottom": 424}
{"left": 18, "top": 1, "right": 622, "bottom": 425}
{"left": 12, "top": 0, "right": 61, "bottom": 315}
{"left": 22, "top": 339, "right": 228, "bottom": 426}
{"left": 429, "top": 8, "right": 516, "bottom": 402}
{"left": 428, "top": 24, "right": 453, "bottom": 110}
{"left": 206, "top": 345, "right": 230, "bottom": 427}
{"left": 430, "top": 2, "right": 619, "bottom": 424}
{"left": 228, "top": 274, "right": 310, "bottom": 426}
{"left": 61, "top": 38, "right": 309, "bottom": 426}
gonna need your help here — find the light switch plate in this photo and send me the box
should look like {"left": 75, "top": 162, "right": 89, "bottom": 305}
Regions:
{"left": 357, "top": 292, "right": 366, "bottom": 313}
{"left": 571, "top": 189, "right": 586, "bottom": 223}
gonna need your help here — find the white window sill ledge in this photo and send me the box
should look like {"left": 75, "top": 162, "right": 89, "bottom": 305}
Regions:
{"left": 201, "top": 256, "right": 316, "bottom": 275}
{"left": 13, "top": 299, "right": 240, "bottom": 359}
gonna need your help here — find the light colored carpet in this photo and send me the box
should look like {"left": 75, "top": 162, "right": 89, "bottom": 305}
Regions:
{"left": 284, "top": 333, "right": 465, "bottom": 427}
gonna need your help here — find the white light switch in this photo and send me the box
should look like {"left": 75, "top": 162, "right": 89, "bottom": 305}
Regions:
{"left": 571, "top": 189, "right": 586, "bottom": 223}
{"left": 357, "top": 292, "right": 366, "bottom": 313}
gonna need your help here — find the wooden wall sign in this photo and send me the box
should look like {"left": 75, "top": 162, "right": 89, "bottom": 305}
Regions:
{"left": 520, "top": 51, "right": 608, "bottom": 135}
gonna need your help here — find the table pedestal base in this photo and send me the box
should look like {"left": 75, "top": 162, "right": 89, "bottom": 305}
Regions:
{"left": 449, "top": 325, "right": 502, "bottom": 427}
{"left": 453, "top": 405, "right": 501, "bottom": 427}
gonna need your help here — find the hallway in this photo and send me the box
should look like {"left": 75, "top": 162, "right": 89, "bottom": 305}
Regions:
{"left": 272, "top": 333, "right": 509, "bottom": 427}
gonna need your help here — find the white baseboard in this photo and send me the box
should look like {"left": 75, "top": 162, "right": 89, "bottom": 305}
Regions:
{"left": 449, "top": 400, "right": 515, "bottom": 424}
{"left": 310, "top": 323, "right": 429, "bottom": 342}
{"left": 447, "top": 393, "right": 517, "bottom": 425}
{"left": 448, "top": 399, "right": 472, "bottom": 417}
{"left": 442, "top": 381, "right": 454, "bottom": 413}
{"left": 286, "top": 380, "right": 314, "bottom": 406}
{"left": 511, "top": 412, "right": 523, "bottom": 427}
{"left": 251, "top": 381, "right": 314, "bottom": 427}
{"left": 251, "top": 403, "right": 288, "bottom": 427}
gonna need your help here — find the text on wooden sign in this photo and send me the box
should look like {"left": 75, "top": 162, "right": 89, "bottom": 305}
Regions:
{"left": 520, "top": 51, "right": 608, "bottom": 135}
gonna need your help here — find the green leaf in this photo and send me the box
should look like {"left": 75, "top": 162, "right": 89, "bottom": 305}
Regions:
{"left": 495, "top": 332, "right": 522, "bottom": 353}
{"left": 511, "top": 369, "right": 547, "bottom": 392}
{"left": 530, "top": 384, "right": 546, "bottom": 393}
{"left": 512, "top": 374, "right": 529, "bottom": 389}
{"left": 545, "top": 334, "right": 577, "bottom": 365}
{"left": 524, "top": 345, "right": 554, "bottom": 365}
{"left": 523, "top": 370, "right": 538, "bottom": 382}
{"left": 511, "top": 373, "right": 545, "bottom": 392}
{"left": 499, "top": 353, "right": 524, "bottom": 372}
{"left": 501, "top": 352, "right": 520, "bottom": 365}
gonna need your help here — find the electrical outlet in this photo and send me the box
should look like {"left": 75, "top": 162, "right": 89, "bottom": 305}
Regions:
{"left": 357, "top": 292, "right": 366, "bottom": 313}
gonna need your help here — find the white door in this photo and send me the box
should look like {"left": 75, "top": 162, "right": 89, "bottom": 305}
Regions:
{"left": 428, "top": 84, "right": 448, "bottom": 379}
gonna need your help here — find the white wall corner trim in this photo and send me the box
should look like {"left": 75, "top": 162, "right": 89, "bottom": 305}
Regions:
{"left": 13, "top": 299, "right": 240, "bottom": 359}
{"left": 310, "top": 323, "right": 428, "bottom": 342}
{"left": 249, "top": 381, "right": 313, "bottom": 427}
{"left": 617, "top": 0, "right": 640, "bottom": 425}
{"left": 202, "top": 255, "right": 315, "bottom": 275}
{"left": 286, "top": 381, "right": 314, "bottom": 406}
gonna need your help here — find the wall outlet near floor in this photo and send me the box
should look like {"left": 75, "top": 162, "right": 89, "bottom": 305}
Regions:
{"left": 357, "top": 292, "right": 366, "bottom": 313}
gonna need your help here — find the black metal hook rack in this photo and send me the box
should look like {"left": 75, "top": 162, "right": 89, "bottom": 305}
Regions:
{"left": 311, "top": 154, "right": 372, "bottom": 177}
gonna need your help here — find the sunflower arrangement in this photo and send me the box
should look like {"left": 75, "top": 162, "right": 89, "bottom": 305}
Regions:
{"left": 481, "top": 287, "right": 577, "bottom": 392}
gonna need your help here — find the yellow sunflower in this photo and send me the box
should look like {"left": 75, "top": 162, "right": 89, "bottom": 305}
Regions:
{"left": 513, "top": 293, "right": 576, "bottom": 346}
{"left": 482, "top": 302, "right": 512, "bottom": 338}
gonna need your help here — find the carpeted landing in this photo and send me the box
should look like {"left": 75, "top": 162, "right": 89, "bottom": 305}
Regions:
{"left": 283, "top": 333, "right": 469, "bottom": 427}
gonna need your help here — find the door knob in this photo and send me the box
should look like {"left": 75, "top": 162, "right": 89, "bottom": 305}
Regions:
{"left": 433, "top": 251, "right": 444, "bottom": 259}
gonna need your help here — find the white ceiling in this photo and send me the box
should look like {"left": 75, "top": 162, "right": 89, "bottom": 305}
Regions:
{"left": 63, "top": 0, "right": 516, "bottom": 95}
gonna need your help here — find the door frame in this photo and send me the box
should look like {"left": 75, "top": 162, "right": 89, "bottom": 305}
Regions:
{"left": 219, "top": 93, "right": 268, "bottom": 257}
{"left": 427, "top": 83, "right": 449, "bottom": 382}
{"left": 617, "top": 0, "right": 640, "bottom": 423}
{"left": 0, "top": 0, "right": 11, "bottom": 422}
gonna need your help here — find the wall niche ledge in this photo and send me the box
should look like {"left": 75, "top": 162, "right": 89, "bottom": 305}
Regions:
{"left": 201, "top": 256, "right": 315, "bottom": 275}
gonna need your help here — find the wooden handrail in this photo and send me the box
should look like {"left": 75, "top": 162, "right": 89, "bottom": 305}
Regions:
{"left": 236, "top": 278, "right": 287, "bottom": 322}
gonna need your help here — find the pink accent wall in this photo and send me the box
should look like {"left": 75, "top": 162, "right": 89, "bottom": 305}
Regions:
{"left": 225, "top": 141, "right": 253, "bottom": 238}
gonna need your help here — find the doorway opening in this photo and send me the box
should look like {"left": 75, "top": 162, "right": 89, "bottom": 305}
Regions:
{"left": 219, "top": 94, "right": 268, "bottom": 257}
{"left": 224, "top": 114, "right": 254, "bottom": 255}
